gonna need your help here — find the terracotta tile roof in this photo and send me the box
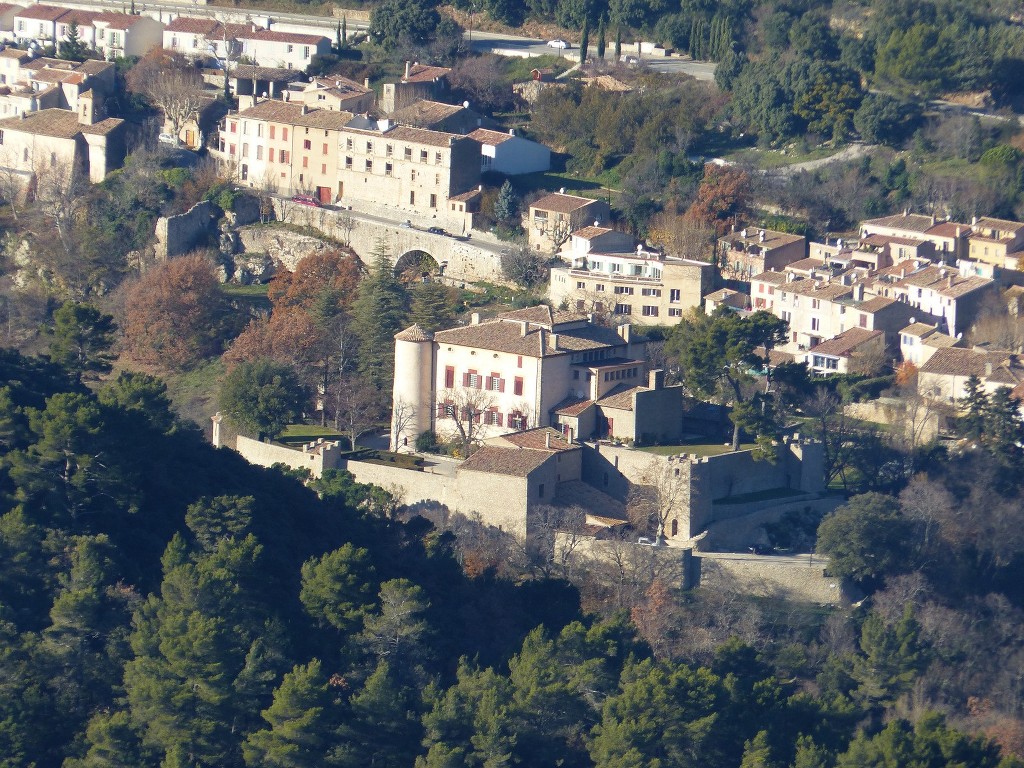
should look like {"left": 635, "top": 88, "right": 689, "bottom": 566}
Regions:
{"left": 0, "top": 48, "right": 29, "bottom": 60}
{"left": 861, "top": 233, "right": 927, "bottom": 247}
{"left": 973, "top": 216, "right": 1024, "bottom": 233}
{"left": 553, "top": 397, "right": 595, "bottom": 417}
{"left": 384, "top": 124, "right": 463, "bottom": 148}
{"left": 925, "top": 221, "right": 968, "bottom": 238}
{"left": 22, "top": 57, "right": 72, "bottom": 71}
{"left": 719, "top": 228, "right": 805, "bottom": 249}
{"left": 0, "top": 107, "right": 121, "bottom": 137}
{"left": 459, "top": 445, "right": 551, "bottom": 477}
{"left": 786, "top": 280, "right": 853, "bottom": 301}
{"left": 467, "top": 127, "right": 515, "bottom": 145}
{"left": 857, "top": 296, "right": 896, "bottom": 313}
{"left": 0, "top": 4, "right": 22, "bottom": 15}
{"left": 394, "top": 324, "right": 433, "bottom": 342}
{"left": 807, "top": 328, "right": 882, "bottom": 358}
{"left": 704, "top": 288, "right": 738, "bottom": 302}
{"left": 861, "top": 213, "right": 936, "bottom": 234}
{"left": 234, "top": 100, "right": 353, "bottom": 130}
{"left": 492, "top": 427, "right": 577, "bottom": 452}
{"left": 531, "top": 192, "right": 598, "bottom": 214}
{"left": 449, "top": 188, "right": 481, "bottom": 203}
{"left": 554, "top": 480, "right": 627, "bottom": 520}
{"left": 919, "top": 347, "right": 1024, "bottom": 379}
{"left": 596, "top": 384, "right": 649, "bottom": 411}
{"left": 16, "top": 4, "right": 68, "bottom": 21}
{"left": 59, "top": 9, "right": 101, "bottom": 26}
{"left": 404, "top": 63, "right": 450, "bottom": 83}
{"left": 311, "top": 75, "right": 369, "bottom": 95}
{"left": 896, "top": 265, "right": 992, "bottom": 299}
{"left": 390, "top": 99, "right": 464, "bottom": 127}
{"left": 752, "top": 270, "right": 789, "bottom": 285}
{"left": 97, "top": 13, "right": 146, "bottom": 30}
{"left": 76, "top": 59, "right": 113, "bottom": 75}
{"left": 247, "top": 28, "right": 327, "bottom": 45}
{"left": 164, "top": 16, "right": 219, "bottom": 34}
{"left": 901, "top": 322, "right": 939, "bottom": 337}
{"left": 498, "top": 305, "right": 585, "bottom": 327}
{"left": 783, "top": 257, "right": 828, "bottom": 272}
{"left": 572, "top": 225, "right": 614, "bottom": 239}
{"left": 923, "top": 333, "right": 960, "bottom": 349}
{"left": 29, "top": 67, "right": 80, "bottom": 84}
{"left": 434, "top": 317, "right": 625, "bottom": 357}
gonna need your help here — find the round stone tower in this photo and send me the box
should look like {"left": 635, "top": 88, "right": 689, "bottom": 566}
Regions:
{"left": 391, "top": 324, "right": 435, "bottom": 452}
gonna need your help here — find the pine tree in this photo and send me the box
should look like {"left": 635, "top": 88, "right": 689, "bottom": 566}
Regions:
{"left": 614, "top": 26, "right": 622, "bottom": 60}
{"left": 983, "top": 386, "right": 1024, "bottom": 459}
{"left": 59, "top": 19, "right": 88, "bottom": 61}
{"left": 492, "top": 180, "right": 521, "bottom": 231}
{"left": 579, "top": 19, "right": 590, "bottom": 65}
{"left": 336, "top": 20, "right": 343, "bottom": 52}
{"left": 959, "top": 374, "right": 988, "bottom": 440}
{"left": 48, "top": 301, "right": 116, "bottom": 380}
{"left": 596, "top": 17, "right": 606, "bottom": 60}
{"left": 335, "top": 660, "right": 420, "bottom": 768}
{"left": 242, "top": 660, "right": 333, "bottom": 768}
{"left": 299, "top": 543, "right": 376, "bottom": 634}
{"left": 351, "top": 239, "right": 408, "bottom": 390}
{"left": 410, "top": 281, "right": 455, "bottom": 333}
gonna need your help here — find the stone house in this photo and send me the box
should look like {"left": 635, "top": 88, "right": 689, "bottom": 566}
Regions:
{"left": 899, "top": 321, "right": 960, "bottom": 367}
{"left": 803, "top": 327, "right": 884, "bottom": 375}
{"left": 379, "top": 61, "right": 451, "bottom": 114}
{"left": 466, "top": 127, "right": 551, "bottom": 175}
{"left": 526, "top": 192, "right": 610, "bottom": 252}
{"left": 917, "top": 347, "right": 1024, "bottom": 403}
{"left": 717, "top": 227, "right": 806, "bottom": 282}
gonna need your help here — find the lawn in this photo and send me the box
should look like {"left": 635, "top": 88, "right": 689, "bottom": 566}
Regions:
{"left": 723, "top": 144, "right": 844, "bottom": 170}
{"left": 715, "top": 487, "right": 806, "bottom": 505}
{"left": 278, "top": 424, "right": 345, "bottom": 446}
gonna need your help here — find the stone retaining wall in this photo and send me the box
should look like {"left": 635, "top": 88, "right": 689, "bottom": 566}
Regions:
{"left": 154, "top": 200, "right": 217, "bottom": 260}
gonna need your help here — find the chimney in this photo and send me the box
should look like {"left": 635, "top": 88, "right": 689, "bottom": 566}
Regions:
{"left": 549, "top": 333, "right": 559, "bottom": 351}
{"left": 470, "top": 312, "right": 481, "bottom": 325}
{"left": 509, "top": 128, "right": 515, "bottom": 135}
{"left": 404, "top": 61, "right": 411, "bottom": 79}
{"left": 759, "top": 229, "right": 766, "bottom": 242}
{"left": 956, "top": 226, "right": 962, "bottom": 238}
{"left": 648, "top": 369, "right": 664, "bottom": 390}
{"left": 538, "top": 328, "right": 546, "bottom": 356}
{"left": 618, "top": 323, "right": 631, "bottom": 343}
{"left": 900, "top": 268, "right": 906, "bottom": 279}
{"left": 545, "top": 431, "right": 551, "bottom": 449}
{"left": 787, "top": 271, "right": 795, "bottom": 283}
{"left": 947, "top": 275, "right": 954, "bottom": 289}
{"left": 972, "top": 215, "right": 978, "bottom": 226}
{"left": 985, "top": 361, "right": 993, "bottom": 377}
{"left": 520, "top": 320, "right": 528, "bottom": 336}
{"left": 363, "top": 77, "right": 370, "bottom": 88}
{"left": 300, "top": 104, "right": 307, "bottom": 115}
{"left": 931, "top": 214, "right": 936, "bottom": 225}
{"left": 854, "top": 283, "right": 864, "bottom": 301}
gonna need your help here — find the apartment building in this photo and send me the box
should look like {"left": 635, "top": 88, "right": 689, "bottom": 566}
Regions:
{"left": 803, "top": 327, "right": 884, "bottom": 375}
{"left": 290, "top": 75, "right": 373, "bottom": 113}
{"left": 550, "top": 246, "right": 712, "bottom": 324}
{"left": 379, "top": 61, "right": 451, "bottom": 114}
{"left": 717, "top": 226, "right": 806, "bottom": 281}
{"left": 164, "top": 16, "right": 329, "bottom": 70}
{"left": 467, "top": 127, "right": 551, "bottom": 175}
{"left": 526, "top": 192, "right": 610, "bottom": 252}
{"left": 860, "top": 212, "right": 970, "bottom": 261}
{"left": 11, "top": 5, "right": 162, "bottom": 58}
{"left": 390, "top": 305, "right": 645, "bottom": 449}
{"left": 216, "top": 101, "right": 481, "bottom": 220}
{"left": 966, "top": 216, "right": 1024, "bottom": 269}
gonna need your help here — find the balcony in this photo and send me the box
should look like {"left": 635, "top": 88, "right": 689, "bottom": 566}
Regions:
{"left": 567, "top": 268, "right": 662, "bottom": 284}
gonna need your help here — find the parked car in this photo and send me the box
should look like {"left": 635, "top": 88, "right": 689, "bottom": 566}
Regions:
{"left": 157, "top": 132, "right": 179, "bottom": 145}
{"left": 547, "top": 38, "right": 570, "bottom": 49}
{"left": 399, "top": 219, "right": 413, "bottom": 228}
{"left": 427, "top": 226, "right": 448, "bottom": 235}
{"left": 291, "top": 194, "right": 322, "bottom": 208}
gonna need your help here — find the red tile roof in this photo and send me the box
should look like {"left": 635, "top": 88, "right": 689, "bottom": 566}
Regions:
{"left": 459, "top": 445, "right": 551, "bottom": 477}
{"left": 164, "top": 16, "right": 219, "bottom": 34}
{"left": 808, "top": 328, "right": 882, "bottom": 358}
{"left": 16, "top": 4, "right": 69, "bottom": 21}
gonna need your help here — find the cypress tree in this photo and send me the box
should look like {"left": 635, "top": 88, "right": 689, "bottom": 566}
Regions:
{"left": 614, "top": 26, "right": 622, "bottom": 60}
{"left": 351, "top": 238, "right": 409, "bottom": 390}
{"left": 579, "top": 18, "right": 590, "bottom": 65}
{"left": 596, "top": 17, "right": 606, "bottom": 60}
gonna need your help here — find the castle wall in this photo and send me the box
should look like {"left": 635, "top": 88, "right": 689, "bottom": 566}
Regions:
{"left": 154, "top": 200, "right": 216, "bottom": 260}
{"left": 235, "top": 435, "right": 344, "bottom": 478}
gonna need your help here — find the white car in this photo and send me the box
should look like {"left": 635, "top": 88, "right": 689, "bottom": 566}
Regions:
{"left": 157, "top": 132, "right": 179, "bottom": 146}
{"left": 547, "top": 38, "right": 570, "bottom": 49}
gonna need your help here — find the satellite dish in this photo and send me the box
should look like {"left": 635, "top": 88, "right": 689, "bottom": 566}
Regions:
{"left": 910, "top": 317, "right": 916, "bottom": 324}
{"left": 261, "top": 91, "right": 267, "bottom": 98}
{"left": 463, "top": 100, "right": 469, "bottom": 108}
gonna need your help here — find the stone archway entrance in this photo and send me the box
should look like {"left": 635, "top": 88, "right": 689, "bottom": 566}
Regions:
{"left": 393, "top": 250, "right": 441, "bottom": 284}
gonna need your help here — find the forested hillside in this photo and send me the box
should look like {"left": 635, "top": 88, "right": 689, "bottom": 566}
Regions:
{"left": 2, "top": 348, "right": 1023, "bottom": 767}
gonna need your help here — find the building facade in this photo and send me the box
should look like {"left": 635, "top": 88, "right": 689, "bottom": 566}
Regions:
{"left": 717, "top": 227, "right": 807, "bottom": 281}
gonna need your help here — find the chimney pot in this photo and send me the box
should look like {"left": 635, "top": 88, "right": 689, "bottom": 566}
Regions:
{"left": 520, "top": 320, "right": 528, "bottom": 336}
{"left": 470, "top": 312, "right": 480, "bottom": 325}
{"left": 545, "top": 431, "right": 551, "bottom": 448}
{"left": 985, "top": 361, "right": 993, "bottom": 377}
{"left": 648, "top": 368, "right": 664, "bottom": 390}
{"left": 549, "top": 332, "right": 559, "bottom": 351}
{"left": 404, "top": 61, "right": 411, "bottom": 79}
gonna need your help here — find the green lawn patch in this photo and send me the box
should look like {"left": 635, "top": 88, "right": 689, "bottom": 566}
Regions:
{"left": 164, "top": 358, "right": 225, "bottom": 428}
{"left": 352, "top": 449, "right": 424, "bottom": 471}
{"left": 278, "top": 424, "right": 345, "bottom": 446}
{"left": 715, "top": 487, "right": 807, "bottom": 505}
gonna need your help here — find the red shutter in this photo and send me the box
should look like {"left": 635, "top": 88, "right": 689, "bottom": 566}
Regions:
{"left": 463, "top": 372, "right": 470, "bottom": 387}
{"left": 437, "top": 403, "right": 446, "bottom": 418}
{"left": 445, "top": 366, "right": 454, "bottom": 388}
{"left": 499, "top": 378, "right": 505, "bottom": 393}
{"left": 497, "top": 412, "right": 504, "bottom": 426}
{"left": 514, "top": 377, "right": 524, "bottom": 396}
{"left": 484, "top": 376, "right": 492, "bottom": 389}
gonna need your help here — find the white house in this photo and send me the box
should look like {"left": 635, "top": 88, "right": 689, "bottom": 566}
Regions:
{"left": 163, "top": 16, "right": 329, "bottom": 71}
{"left": 467, "top": 127, "right": 551, "bottom": 175}
{"left": 0, "top": 3, "right": 23, "bottom": 42}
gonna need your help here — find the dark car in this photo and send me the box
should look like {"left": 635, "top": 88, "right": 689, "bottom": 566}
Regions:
{"left": 291, "top": 194, "right": 322, "bottom": 208}
{"left": 427, "top": 226, "right": 448, "bottom": 235}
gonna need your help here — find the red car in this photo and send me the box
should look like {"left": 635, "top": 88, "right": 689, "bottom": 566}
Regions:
{"left": 291, "top": 194, "right": 322, "bottom": 208}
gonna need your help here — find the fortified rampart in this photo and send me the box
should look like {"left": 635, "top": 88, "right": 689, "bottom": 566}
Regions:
{"left": 153, "top": 200, "right": 216, "bottom": 260}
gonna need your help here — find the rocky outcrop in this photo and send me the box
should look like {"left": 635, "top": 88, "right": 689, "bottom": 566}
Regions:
{"left": 236, "top": 225, "right": 345, "bottom": 272}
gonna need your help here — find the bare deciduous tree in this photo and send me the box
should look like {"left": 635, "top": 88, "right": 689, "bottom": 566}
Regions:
{"left": 436, "top": 386, "right": 497, "bottom": 453}
{"left": 390, "top": 396, "right": 418, "bottom": 452}
{"left": 126, "top": 50, "right": 206, "bottom": 137}
{"left": 627, "top": 458, "right": 690, "bottom": 543}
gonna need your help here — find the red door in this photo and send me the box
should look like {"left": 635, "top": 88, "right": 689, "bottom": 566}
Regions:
{"left": 317, "top": 186, "right": 331, "bottom": 204}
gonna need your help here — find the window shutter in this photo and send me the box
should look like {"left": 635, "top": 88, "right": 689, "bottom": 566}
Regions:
{"left": 485, "top": 376, "right": 492, "bottom": 389}
{"left": 463, "top": 372, "right": 470, "bottom": 387}
{"left": 497, "top": 413, "right": 504, "bottom": 426}
{"left": 499, "top": 378, "right": 505, "bottom": 393}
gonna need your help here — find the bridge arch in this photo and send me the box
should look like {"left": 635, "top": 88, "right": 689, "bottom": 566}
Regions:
{"left": 393, "top": 249, "right": 441, "bottom": 283}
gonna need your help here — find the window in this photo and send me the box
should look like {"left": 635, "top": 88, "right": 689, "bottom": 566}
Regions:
{"left": 669, "top": 308, "right": 682, "bottom": 317}
{"left": 386, "top": 144, "right": 393, "bottom": 157}
{"left": 641, "top": 288, "right": 661, "bottom": 297}
{"left": 464, "top": 370, "right": 481, "bottom": 388}
{"left": 345, "top": 156, "right": 352, "bottom": 169}
{"left": 411, "top": 170, "right": 417, "bottom": 181}
{"left": 322, "top": 143, "right": 328, "bottom": 154}
{"left": 429, "top": 193, "right": 437, "bottom": 208}
{"left": 642, "top": 306, "right": 659, "bottom": 317}
{"left": 811, "top": 317, "right": 820, "bottom": 331}
{"left": 486, "top": 410, "right": 502, "bottom": 426}
{"left": 366, "top": 141, "right": 373, "bottom": 153}
{"left": 282, "top": 128, "right": 288, "bottom": 141}
{"left": 49, "top": 152, "right": 56, "bottom": 167}
{"left": 269, "top": 148, "right": 275, "bottom": 162}
{"left": 420, "top": 149, "right": 428, "bottom": 162}
{"left": 280, "top": 150, "right": 289, "bottom": 163}
{"left": 302, "top": 156, "right": 308, "bottom": 168}
{"left": 444, "top": 366, "right": 454, "bottom": 388}
{"left": 595, "top": 284, "right": 605, "bottom": 292}
{"left": 859, "top": 314, "right": 868, "bottom": 328}
{"left": 438, "top": 401, "right": 456, "bottom": 419}
{"left": 365, "top": 159, "right": 372, "bottom": 171}
{"left": 229, "top": 121, "right": 237, "bottom": 133}
{"left": 613, "top": 286, "right": 633, "bottom": 295}
{"left": 615, "top": 304, "right": 632, "bottom": 315}
{"left": 509, "top": 411, "right": 525, "bottom": 429}
{"left": 669, "top": 289, "right": 681, "bottom": 303}
{"left": 346, "top": 137, "right": 353, "bottom": 150}
{"left": 256, "top": 145, "right": 263, "bottom": 160}
{"left": 0, "top": 130, "right": 3, "bottom": 145}
{"left": 517, "top": 356, "right": 522, "bottom": 368}
{"left": 257, "top": 124, "right": 264, "bottom": 137}
{"left": 576, "top": 281, "right": 585, "bottom": 289}
{"left": 303, "top": 45, "right": 310, "bottom": 58}
{"left": 404, "top": 147, "right": 412, "bottom": 160}
{"left": 485, "top": 374, "right": 504, "bottom": 392}
{"left": 385, "top": 162, "right": 393, "bottom": 176}
{"left": 513, "top": 377, "right": 524, "bottom": 396}
{"left": 538, "top": 483, "right": 545, "bottom": 499}
{"left": 269, "top": 125, "right": 275, "bottom": 139}
{"left": 434, "top": 174, "right": 439, "bottom": 185}
{"left": 321, "top": 164, "right": 327, "bottom": 174}
{"left": 410, "top": 191, "right": 415, "bottom": 204}
{"left": 435, "top": 152, "right": 442, "bottom": 164}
